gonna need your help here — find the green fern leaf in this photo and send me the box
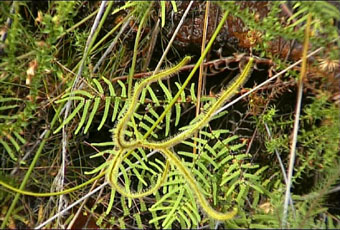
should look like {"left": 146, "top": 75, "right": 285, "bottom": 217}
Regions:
{"left": 221, "top": 170, "right": 241, "bottom": 186}
{"left": 98, "top": 96, "right": 111, "bottom": 130}
{"left": 102, "top": 76, "right": 116, "bottom": 97}
{"left": 112, "top": 97, "right": 120, "bottom": 122}
{"left": 54, "top": 99, "right": 85, "bottom": 133}
{"left": 175, "top": 103, "right": 181, "bottom": 126}
{"left": 147, "top": 85, "right": 160, "bottom": 106}
{"left": 93, "top": 78, "right": 104, "bottom": 94}
{"left": 75, "top": 99, "right": 91, "bottom": 135}
{"left": 84, "top": 97, "right": 100, "bottom": 134}
{"left": 0, "top": 138, "right": 17, "bottom": 161}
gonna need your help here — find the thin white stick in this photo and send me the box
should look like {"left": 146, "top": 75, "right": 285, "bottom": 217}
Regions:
{"left": 34, "top": 182, "right": 108, "bottom": 229}
{"left": 56, "top": 2, "right": 108, "bottom": 227}
{"left": 282, "top": 14, "right": 312, "bottom": 227}
{"left": 264, "top": 122, "right": 296, "bottom": 217}
{"left": 264, "top": 123, "right": 288, "bottom": 183}
{"left": 282, "top": 78, "right": 304, "bottom": 228}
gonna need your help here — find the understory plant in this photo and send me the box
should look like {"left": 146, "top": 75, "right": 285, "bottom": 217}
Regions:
{"left": 0, "top": 1, "right": 339, "bottom": 229}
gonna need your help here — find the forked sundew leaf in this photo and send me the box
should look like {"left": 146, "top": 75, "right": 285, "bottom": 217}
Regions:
{"left": 54, "top": 99, "right": 84, "bottom": 133}
{"left": 84, "top": 97, "right": 100, "bottom": 134}
{"left": 75, "top": 99, "right": 91, "bottom": 135}
{"left": 98, "top": 97, "right": 111, "bottom": 130}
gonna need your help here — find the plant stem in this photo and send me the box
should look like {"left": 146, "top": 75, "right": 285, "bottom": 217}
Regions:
{"left": 282, "top": 14, "right": 311, "bottom": 228}
{"left": 128, "top": 3, "right": 151, "bottom": 98}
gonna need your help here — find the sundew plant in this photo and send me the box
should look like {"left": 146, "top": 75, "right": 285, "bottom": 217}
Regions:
{"left": 0, "top": 1, "right": 339, "bottom": 229}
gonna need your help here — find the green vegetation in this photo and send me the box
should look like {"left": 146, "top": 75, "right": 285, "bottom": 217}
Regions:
{"left": 0, "top": 1, "right": 339, "bottom": 228}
